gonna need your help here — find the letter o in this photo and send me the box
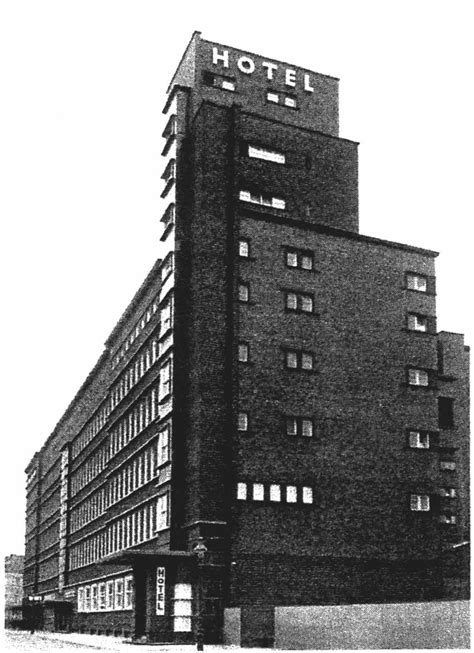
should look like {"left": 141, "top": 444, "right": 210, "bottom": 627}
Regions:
{"left": 237, "top": 56, "right": 255, "bottom": 74}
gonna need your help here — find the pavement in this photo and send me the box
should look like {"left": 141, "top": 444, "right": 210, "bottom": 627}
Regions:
{"left": 4, "top": 630, "right": 310, "bottom": 653}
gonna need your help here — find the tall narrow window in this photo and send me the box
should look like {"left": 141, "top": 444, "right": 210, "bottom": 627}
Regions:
{"left": 238, "top": 342, "right": 250, "bottom": 363}
{"left": 237, "top": 482, "right": 247, "bottom": 500}
{"left": 239, "top": 239, "right": 250, "bottom": 257}
{"left": 302, "top": 487, "right": 313, "bottom": 504}
{"left": 438, "top": 397, "right": 454, "bottom": 428}
{"left": 237, "top": 412, "right": 248, "bottom": 432}
{"left": 238, "top": 282, "right": 250, "bottom": 303}
{"left": 253, "top": 483, "right": 264, "bottom": 501}
{"left": 270, "top": 484, "right": 281, "bottom": 502}
{"left": 286, "top": 486, "right": 298, "bottom": 503}
{"left": 156, "top": 494, "right": 169, "bottom": 532}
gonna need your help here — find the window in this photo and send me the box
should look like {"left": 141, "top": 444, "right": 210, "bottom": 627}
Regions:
{"left": 284, "top": 349, "right": 314, "bottom": 370}
{"left": 159, "top": 360, "right": 172, "bottom": 399}
{"left": 237, "top": 482, "right": 247, "bottom": 500}
{"left": 158, "top": 425, "right": 170, "bottom": 466}
{"left": 203, "top": 71, "right": 235, "bottom": 92}
{"left": 77, "top": 587, "right": 85, "bottom": 612}
{"left": 408, "top": 368, "right": 429, "bottom": 387}
{"left": 440, "top": 460, "right": 456, "bottom": 471}
{"left": 285, "top": 291, "right": 314, "bottom": 313}
{"left": 84, "top": 586, "right": 91, "bottom": 612}
{"left": 285, "top": 248, "right": 313, "bottom": 270}
{"left": 239, "top": 190, "right": 286, "bottom": 210}
{"left": 269, "top": 484, "right": 281, "bottom": 502}
{"left": 124, "top": 576, "right": 134, "bottom": 610}
{"left": 440, "top": 514, "right": 457, "bottom": 524}
{"left": 440, "top": 487, "right": 456, "bottom": 498}
{"left": 173, "top": 583, "right": 192, "bottom": 632}
{"left": 156, "top": 493, "right": 169, "bottom": 531}
{"left": 302, "top": 487, "right": 313, "bottom": 504}
{"left": 162, "top": 159, "right": 176, "bottom": 184}
{"left": 410, "top": 494, "right": 430, "bottom": 511}
{"left": 91, "top": 584, "right": 99, "bottom": 611}
{"left": 248, "top": 144, "right": 285, "bottom": 164}
{"left": 438, "top": 397, "right": 454, "bottom": 428}
{"left": 286, "top": 485, "right": 298, "bottom": 503}
{"left": 237, "top": 412, "right": 248, "bottom": 432}
{"left": 239, "top": 238, "right": 250, "bottom": 257}
{"left": 238, "top": 282, "right": 250, "bottom": 302}
{"left": 266, "top": 91, "right": 297, "bottom": 108}
{"left": 160, "top": 299, "right": 172, "bottom": 335}
{"left": 408, "top": 430, "right": 430, "bottom": 449}
{"left": 238, "top": 342, "right": 249, "bottom": 363}
{"left": 407, "top": 273, "right": 428, "bottom": 292}
{"left": 286, "top": 416, "right": 313, "bottom": 438}
{"left": 407, "top": 313, "right": 428, "bottom": 332}
{"left": 106, "top": 580, "right": 114, "bottom": 610}
{"left": 114, "top": 579, "right": 124, "bottom": 610}
{"left": 253, "top": 483, "right": 264, "bottom": 501}
{"left": 161, "top": 254, "right": 173, "bottom": 281}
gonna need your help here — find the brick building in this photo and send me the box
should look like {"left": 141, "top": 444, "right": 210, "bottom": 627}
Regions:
{"left": 23, "top": 32, "right": 469, "bottom": 645}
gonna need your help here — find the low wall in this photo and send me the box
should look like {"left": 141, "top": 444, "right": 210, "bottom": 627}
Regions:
{"left": 274, "top": 600, "right": 470, "bottom": 649}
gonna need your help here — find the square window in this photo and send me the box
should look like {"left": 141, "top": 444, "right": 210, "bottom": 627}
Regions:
{"left": 239, "top": 239, "right": 249, "bottom": 257}
{"left": 238, "top": 283, "right": 249, "bottom": 302}
{"left": 253, "top": 483, "right": 264, "bottom": 501}
{"left": 407, "top": 273, "right": 427, "bottom": 292}
{"left": 286, "top": 485, "right": 298, "bottom": 503}
{"left": 238, "top": 412, "right": 248, "bottom": 432}
{"left": 408, "top": 431, "right": 430, "bottom": 449}
{"left": 302, "top": 487, "right": 313, "bottom": 504}
{"left": 237, "top": 483, "right": 247, "bottom": 500}
{"left": 408, "top": 368, "right": 429, "bottom": 386}
{"left": 270, "top": 484, "right": 281, "bottom": 502}
{"left": 410, "top": 494, "right": 430, "bottom": 511}
{"left": 408, "top": 314, "right": 428, "bottom": 332}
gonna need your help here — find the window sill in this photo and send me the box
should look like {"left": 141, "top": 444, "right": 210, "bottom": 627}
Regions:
{"left": 403, "top": 328, "right": 435, "bottom": 337}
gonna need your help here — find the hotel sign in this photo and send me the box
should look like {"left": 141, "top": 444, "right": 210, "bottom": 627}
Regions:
{"left": 212, "top": 47, "right": 315, "bottom": 92}
{"left": 156, "top": 567, "right": 166, "bottom": 615}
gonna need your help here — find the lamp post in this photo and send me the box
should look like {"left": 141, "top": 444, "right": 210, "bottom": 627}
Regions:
{"left": 192, "top": 538, "right": 208, "bottom": 652}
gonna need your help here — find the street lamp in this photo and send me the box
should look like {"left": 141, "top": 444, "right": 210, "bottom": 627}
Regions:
{"left": 192, "top": 538, "right": 208, "bottom": 652}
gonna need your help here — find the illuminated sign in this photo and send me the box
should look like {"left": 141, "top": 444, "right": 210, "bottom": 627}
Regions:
{"left": 212, "top": 47, "right": 315, "bottom": 92}
{"left": 156, "top": 567, "right": 166, "bottom": 615}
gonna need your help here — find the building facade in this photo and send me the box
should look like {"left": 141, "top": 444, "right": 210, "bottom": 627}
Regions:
{"left": 23, "top": 32, "right": 469, "bottom": 645}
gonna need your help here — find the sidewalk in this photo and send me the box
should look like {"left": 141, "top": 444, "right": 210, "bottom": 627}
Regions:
{"left": 7, "top": 630, "right": 293, "bottom": 653}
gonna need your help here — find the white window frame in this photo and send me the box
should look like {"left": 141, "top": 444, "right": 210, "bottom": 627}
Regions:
{"left": 302, "top": 487, "right": 313, "bottom": 504}
{"left": 124, "top": 575, "right": 134, "bottom": 610}
{"left": 409, "top": 430, "right": 430, "bottom": 449}
{"left": 269, "top": 484, "right": 281, "bottom": 502}
{"left": 252, "top": 483, "right": 264, "bottom": 501}
{"left": 115, "top": 578, "right": 124, "bottom": 610}
{"left": 407, "top": 273, "right": 428, "bottom": 292}
{"left": 408, "top": 368, "right": 429, "bottom": 387}
{"left": 106, "top": 580, "right": 114, "bottom": 610}
{"left": 248, "top": 145, "right": 285, "bottom": 164}
{"left": 239, "top": 239, "right": 250, "bottom": 257}
{"left": 237, "top": 412, "right": 248, "bottom": 432}
{"left": 286, "top": 485, "right": 298, "bottom": 503}
{"left": 237, "top": 482, "right": 247, "bottom": 500}
{"left": 410, "top": 494, "right": 430, "bottom": 511}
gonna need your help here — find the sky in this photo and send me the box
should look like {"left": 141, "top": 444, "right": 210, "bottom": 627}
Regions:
{"left": 0, "top": 0, "right": 472, "bottom": 557}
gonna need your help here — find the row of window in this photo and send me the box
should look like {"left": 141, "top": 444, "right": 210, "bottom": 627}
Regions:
{"left": 77, "top": 575, "right": 133, "bottom": 612}
{"left": 71, "top": 401, "right": 111, "bottom": 460}
{"left": 202, "top": 71, "right": 299, "bottom": 109}
{"left": 111, "top": 291, "right": 161, "bottom": 370}
{"left": 109, "top": 369, "right": 171, "bottom": 461}
{"left": 238, "top": 344, "right": 315, "bottom": 370}
{"left": 69, "top": 494, "right": 169, "bottom": 570}
{"left": 410, "top": 494, "right": 457, "bottom": 524}
{"left": 237, "top": 482, "right": 313, "bottom": 504}
{"left": 69, "top": 429, "right": 170, "bottom": 534}
{"left": 70, "top": 443, "right": 110, "bottom": 496}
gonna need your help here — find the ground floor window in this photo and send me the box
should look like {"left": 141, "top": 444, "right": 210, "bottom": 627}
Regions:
{"left": 173, "top": 583, "right": 192, "bottom": 632}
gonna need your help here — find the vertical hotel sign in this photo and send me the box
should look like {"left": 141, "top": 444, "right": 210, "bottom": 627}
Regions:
{"left": 58, "top": 446, "right": 70, "bottom": 592}
{"left": 156, "top": 567, "right": 166, "bottom": 615}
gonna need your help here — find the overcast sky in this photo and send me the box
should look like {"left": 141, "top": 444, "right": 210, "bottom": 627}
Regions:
{"left": 1, "top": 0, "right": 472, "bottom": 556}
